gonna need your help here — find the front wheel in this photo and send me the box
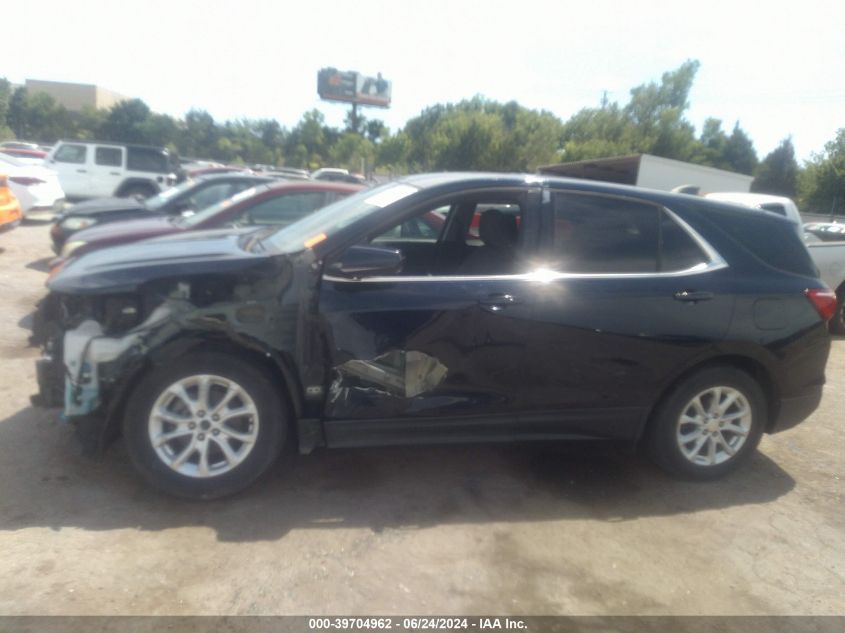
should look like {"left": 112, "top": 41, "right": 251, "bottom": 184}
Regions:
{"left": 647, "top": 367, "right": 765, "bottom": 480}
{"left": 123, "top": 353, "right": 287, "bottom": 499}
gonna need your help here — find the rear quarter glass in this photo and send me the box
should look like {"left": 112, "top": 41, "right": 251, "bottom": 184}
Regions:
{"left": 689, "top": 203, "right": 817, "bottom": 278}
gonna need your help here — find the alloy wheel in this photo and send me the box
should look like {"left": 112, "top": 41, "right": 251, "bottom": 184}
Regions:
{"left": 148, "top": 374, "right": 260, "bottom": 478}
{"left": 675, "top": 386, "right": 752, "bottom": 466}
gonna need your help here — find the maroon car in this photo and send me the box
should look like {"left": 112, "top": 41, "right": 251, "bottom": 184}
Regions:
{"left": 54, "top": 180, "right": 362, "bottom": 267}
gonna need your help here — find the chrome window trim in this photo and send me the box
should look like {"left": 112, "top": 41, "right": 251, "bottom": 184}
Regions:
{"left": 323, "top": 261, "right": 727, "bottom": 284}
{"left": 662, "top": 206, "right": 726, "bottom": 268}
{"left": 323, "top": 199, "right": 728, "bottom": 284}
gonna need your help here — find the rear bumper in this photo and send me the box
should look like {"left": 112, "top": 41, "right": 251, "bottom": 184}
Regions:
{"left": 17, "top": 185, "right": 65, "bottom": 217}
{"left": 770, "top": 385, "right": 823, "bottom": 433}
{"left": 24, "top": 198, "right": 65, "bottom": 221}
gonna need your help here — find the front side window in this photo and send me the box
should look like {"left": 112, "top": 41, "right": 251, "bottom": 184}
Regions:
{"left": 550, "top": 192, "right": 708, "bottom": 274}
{"left": 343, "top": 193, "right": 526, "bottom": 277}
{"left": 95, "top": 146, "right": 122, "bottom": 167}
{"left": 54, "top": 144, "right": 87, "bottom": 164}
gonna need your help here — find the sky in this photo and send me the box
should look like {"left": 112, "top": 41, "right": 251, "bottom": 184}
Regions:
{"left": 3, "top": 0, "right": 843, "bottom": 161}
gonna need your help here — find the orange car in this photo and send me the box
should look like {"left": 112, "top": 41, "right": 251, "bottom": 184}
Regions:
{"left": 0, "top": 173, "right": 22, "bottom": 230}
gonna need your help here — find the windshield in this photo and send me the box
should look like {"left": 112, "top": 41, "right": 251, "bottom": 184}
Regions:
{"left": 176, "top": 184, "right": 269, "bottom": 228}
{"left": 264, "top": 182, "right": 419, "bottom": 252}
{"left": 144, "top": 179, "right": 196, "bottom": 211}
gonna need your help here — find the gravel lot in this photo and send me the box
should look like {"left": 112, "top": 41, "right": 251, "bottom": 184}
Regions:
{"left": 0, "top": 222, "right": 843, "bottom": 616}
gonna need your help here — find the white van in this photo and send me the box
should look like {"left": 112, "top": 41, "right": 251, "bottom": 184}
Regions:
{"left": 47, "top": 141, "right": 177, "bottom": 200}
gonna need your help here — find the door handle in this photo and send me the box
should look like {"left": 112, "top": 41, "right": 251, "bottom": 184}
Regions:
{"left": 109, "top": 171, "right": 120, "bottom": 176}
{"left": 76, "top": 169, "right": 87, "bottom": 173}
{"left": 674, "top": 290, "right": 714, "bottom": 303}
{"left": 478, "top": 293, "right": 520, "bottom": 312}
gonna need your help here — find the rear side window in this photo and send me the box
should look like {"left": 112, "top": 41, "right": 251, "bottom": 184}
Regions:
{"left": 127, "top": 147, "right": 169, "bottom": 173}
{"left": 552, "top": 193, "right": 659, "bottom": 273}
{"left": 95, "top": 146, "right": 122, "bottom": 167}
{"left": 550, "top": 192, "right": 708, "bottom": 274}
{"left": 54, "top": 144, "right": 87, "bottom": 164}
{"left": 705, "top": 208, "right": 816, "bottom": 277}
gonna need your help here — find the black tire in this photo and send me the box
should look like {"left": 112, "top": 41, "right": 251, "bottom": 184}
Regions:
{"left": 647, "top": 366, "right": 766, "bottom": 480}
{"left": 123, "top": 353, "right": 288, "bottom": 499}
{"left": 119, "top": 183, "right": 156, "bottom": 199}
{"left": 829, "top": 291, "right": 845, "bottom": 335}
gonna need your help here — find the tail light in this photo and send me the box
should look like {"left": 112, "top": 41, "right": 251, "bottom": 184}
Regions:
{"left": 10, "top": 176, "right": 46, "bottom": 187}
{"left": 0, "top": 175, "right": 7, "bottom": 187}
{"left": 805, "top": 288, "right": 838, "bottom": 321}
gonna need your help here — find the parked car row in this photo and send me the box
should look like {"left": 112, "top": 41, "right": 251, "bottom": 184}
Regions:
{"left": 51, "top": 179, "right": 361, "bottom": 264}
{"left": 29, "top": 172, "right": 834, "bottom": 500}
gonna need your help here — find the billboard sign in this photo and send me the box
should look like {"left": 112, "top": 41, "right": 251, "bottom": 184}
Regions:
{"left": 317, "top": 68, "right": 391, "bottom": 108}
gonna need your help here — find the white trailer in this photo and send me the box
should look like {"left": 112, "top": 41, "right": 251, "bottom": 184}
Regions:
{"left": 538, "top": 153, "right": 754, "bottom": 194}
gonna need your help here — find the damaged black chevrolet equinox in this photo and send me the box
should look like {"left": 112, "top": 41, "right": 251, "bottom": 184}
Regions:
{"left": 33, "top": 173, "right": 833, "bottom": 498}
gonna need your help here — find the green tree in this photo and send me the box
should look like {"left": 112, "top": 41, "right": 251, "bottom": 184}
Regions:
{"left": 559, "top": 60, "right": 704, "bottom": 163}
{"left": 284, "top": 110, "right": 331, "bottom": 168}
{"left": 328, "top": 132, "right": 375, "bottom": 172}
{"left": 364, "top": 119, "right": 387, "bottom": 144}
{"left": 694, "top": 118, "right": 729, "bottom": 167}
{"left": 0, "top": 78, "right": 13, "bottom": 138}
{"left": 141, "top": 113, "right": 180, "bottom": 150}
{"left": 7, "top": 88, "right": 73, "bottom": 142}
{"left": 722, "top": 122, "right": 758, "bottom": 175}
{"left": 799, "top": 129, "right": 845, "bottom": 215}
{"left": 398, "top": 97, "right": 564, "bottom": 171}
{"left": 623, "top": 59, "right": 701, "bottom": 159}
{"left": 180, "top": 109, "right": 218, "bottom": 158}
{"left": 73, "top": 106, "right": 107, "bottom": 140}
{"left": 100, "top": 98, "right": 152, "bottom": 143}
{"left": 752, "top": 137, "right": 798, "bottom": 197}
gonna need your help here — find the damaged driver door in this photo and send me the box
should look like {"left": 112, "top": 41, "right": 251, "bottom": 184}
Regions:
{"left": 317, "top": 187, "right": 541, "bottom": 446}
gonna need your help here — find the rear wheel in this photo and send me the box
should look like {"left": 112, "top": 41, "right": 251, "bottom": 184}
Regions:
{"left": 647, "top": 367, "right": 765, "bottom": 479}
{"left": 123, "top": 353, "right": 287, "bottom": 499}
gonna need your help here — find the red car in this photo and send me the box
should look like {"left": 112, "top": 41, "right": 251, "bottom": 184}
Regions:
{"left": 54, "top": 180, "right": 361, "bottom": 266}
{"left": 0, "top": 147, "right": 48, "bottom": 162}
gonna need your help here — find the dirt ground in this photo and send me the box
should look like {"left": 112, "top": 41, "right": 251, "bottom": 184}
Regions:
{"left": 0, "top": 222, "right": 842, "bottom": 616}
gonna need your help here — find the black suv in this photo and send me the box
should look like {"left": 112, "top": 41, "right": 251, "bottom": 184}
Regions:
{"left": 33, "top": 173, "right": 833, "bottom": 499}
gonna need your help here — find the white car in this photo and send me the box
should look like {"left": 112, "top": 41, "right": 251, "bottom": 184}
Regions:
{"left": 0, "top": 154, "right": 66, "bottom": 220}
{"left": 704, "top": 192, "right": 803, "bottom": 228}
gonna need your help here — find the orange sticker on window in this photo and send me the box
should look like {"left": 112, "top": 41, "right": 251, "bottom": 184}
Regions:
{"left": 303, "top": 233, "right": 327, "bottom": 248}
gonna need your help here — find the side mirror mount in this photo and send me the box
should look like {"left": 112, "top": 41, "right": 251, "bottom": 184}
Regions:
{"left": 326, "top": 245, "right": 404, "bottom": 279}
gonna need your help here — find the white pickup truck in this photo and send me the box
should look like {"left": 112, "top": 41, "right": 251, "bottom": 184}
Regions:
{"left": 804, "top": 224, "right": 845, "bottom": 333}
